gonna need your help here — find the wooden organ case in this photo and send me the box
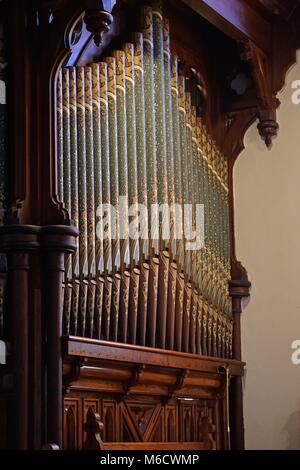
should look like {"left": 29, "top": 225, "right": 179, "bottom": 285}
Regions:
{"left": 1, "top": 0, "right": 299, "bottom": 451}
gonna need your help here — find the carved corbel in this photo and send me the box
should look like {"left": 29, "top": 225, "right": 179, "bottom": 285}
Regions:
{"left": 122, "top": 364, "right": 146, "bottom": 398}
{"left": 162, "top": 369, "right": 190, "bottom": 404}
{"left": 63, "top": 357, "right": 86, "bottom": 394}
{"left": 84, "top": 0, "right": 115, "bottom": 47}
{"left": 240, "top": 39, "right": 279, "bottom": 148}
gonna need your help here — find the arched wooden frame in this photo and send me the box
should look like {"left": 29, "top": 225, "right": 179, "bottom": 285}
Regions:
{"left": 47, "top": 0, "right": 251, "bottom": 279}
{"left": 5, "top": 0, "right": 262, "bottom": 295}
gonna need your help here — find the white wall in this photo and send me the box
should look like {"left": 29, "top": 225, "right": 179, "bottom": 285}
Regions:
{"left": 234, "top": 50, "right": 300, "bottom": 450}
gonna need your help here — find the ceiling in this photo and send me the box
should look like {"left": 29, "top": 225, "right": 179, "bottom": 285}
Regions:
{"left": 247, "top": 0, "right": 300, "bottom": 20}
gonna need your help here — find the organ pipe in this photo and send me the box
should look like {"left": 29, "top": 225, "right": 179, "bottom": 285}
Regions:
{"left": 57, "top": 0, "right": 233, "bottom": 358}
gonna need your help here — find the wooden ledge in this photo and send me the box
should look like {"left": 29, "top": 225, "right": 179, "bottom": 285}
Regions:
{"left": 63, "top": 337, "right": 245, "bottom": 398}
{"left": 64, "top": 336, "right": 245, "bottom": 376}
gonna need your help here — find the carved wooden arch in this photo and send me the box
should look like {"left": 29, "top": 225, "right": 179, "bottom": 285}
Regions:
{"left": 6, "top": 0, "right": 300, "bottom": 350}
{"left": 7, "top": 0, "right": 299, "bottom": 230}
{"left": 51, "top": 0, "right": 216, "bottom": 223}
{"left": 7, "top": 0, "right": 299, "bottom": 332}
{"left": 41, "top": 0, "right": 256, "bottom": 302}
{"left": 7, "top": 0, "right": 120, "bottom": 225}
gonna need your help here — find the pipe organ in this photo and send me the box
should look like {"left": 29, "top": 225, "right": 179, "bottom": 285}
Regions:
{"left": 5, "top": 0, "right": 297, "bottom": 452}
{"left": 56, "top": 3, "right": 233, "bottom": 360}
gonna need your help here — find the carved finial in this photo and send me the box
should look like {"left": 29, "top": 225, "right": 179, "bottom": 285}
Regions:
{"left": 240, "top": 39, "right": 280, "bottom": 148}
{"left": 84, "top": 1, "right": 114, "bottom": 47}
{"left": 83, "top": 408, "right": 104, "bottom": 450}
{"left": 257, "top": 119, "right": 279, "bottom": 148}
{"left": 201, "top": 414, "right": 216, "bottom": 450}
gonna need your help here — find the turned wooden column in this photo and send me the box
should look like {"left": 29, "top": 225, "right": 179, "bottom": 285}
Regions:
{"left": 0, "top": 225, "right": 40, "bottom": 449}
{"left": 229, "top": 278, "right": 250, "bottom": 450}
{"left": 41, "top": 226, "right": 78, "bottom": 449}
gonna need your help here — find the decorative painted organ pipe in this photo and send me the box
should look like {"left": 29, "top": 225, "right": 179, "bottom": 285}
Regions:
{"left": 56, "top": 1, "right": 233, "bottom": 358}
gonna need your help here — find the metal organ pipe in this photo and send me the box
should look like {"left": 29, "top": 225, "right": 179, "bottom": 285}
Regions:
{"left": 57, "top": 0, "right": 233, "bottom": 358}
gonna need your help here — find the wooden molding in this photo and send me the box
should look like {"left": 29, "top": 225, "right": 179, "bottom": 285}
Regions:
{"left": 64, "top": 337, "right": 245, "bottom": 375}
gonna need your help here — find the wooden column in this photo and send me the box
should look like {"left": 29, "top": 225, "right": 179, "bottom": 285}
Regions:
{"left": 41, "top": 226, "right": 78, "bottom": 449}
{"left": 0, "top": 225, "right": 40, "bottom": 449}
{"left": 229, "top": 278, "right": 250, "bottom": 450}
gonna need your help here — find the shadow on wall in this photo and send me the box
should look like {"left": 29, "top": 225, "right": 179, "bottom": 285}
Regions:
{"left": 282, "top": 400, "right": 300, "bottom": 450}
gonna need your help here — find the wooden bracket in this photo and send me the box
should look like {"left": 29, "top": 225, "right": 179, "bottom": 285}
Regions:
{"left": 229, "top": 279, "right": 251, "bottom": 315}
{"left": 240, "top": 39, "right": 279, "bottom": 148}
{"left": 121, "top": 364, "right": 146, "bottom": 398}
{"left": 63, "top": 357, "right": 86, "bottom": 394}
{"left": 163, "top": 369, "right": 190, "bottom": 404}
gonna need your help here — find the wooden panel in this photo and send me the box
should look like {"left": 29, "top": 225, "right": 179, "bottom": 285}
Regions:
{"left": 64, "top": 399, "right": 81, "bottom": 450}
{"left": 64, "top": 394, "right": 221, "bottom": 449}
{"left": 83, "top": 399, "right": 99, "bottom": 446}
{"left": 103, "top": 400, "right": 117, "bottom": 442}
{"left": 166, "top": 405, "right": 178, "bottom": 442}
